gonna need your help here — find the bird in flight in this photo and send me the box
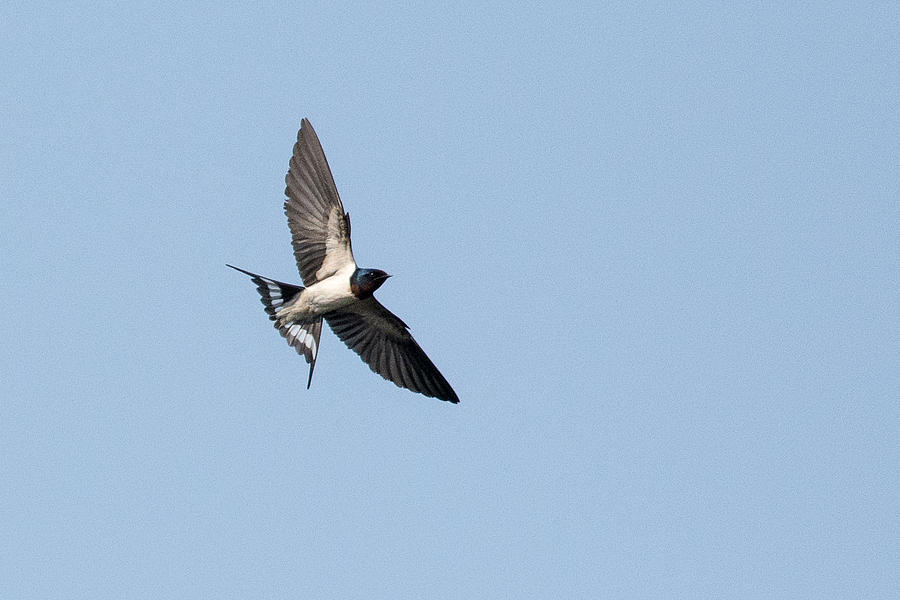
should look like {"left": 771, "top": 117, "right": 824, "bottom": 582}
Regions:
{"left": 228, "top": 118, "right": 459, "bottom": 403}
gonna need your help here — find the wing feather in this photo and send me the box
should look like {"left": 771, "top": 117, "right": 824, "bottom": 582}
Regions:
{"left": 324, "top": 298, "right": 459, "bottom": 403}
{"left": 284, "top": 119, "right": 356, "bottom": 285}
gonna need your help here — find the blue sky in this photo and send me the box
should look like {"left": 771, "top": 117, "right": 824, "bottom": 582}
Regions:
{"left": 2, "top": 3, "right": 897, "bottom": 598}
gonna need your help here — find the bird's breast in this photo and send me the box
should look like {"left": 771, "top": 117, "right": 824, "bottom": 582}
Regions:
{"left": 279, "top": 272, "right": 357, "bottom": 321}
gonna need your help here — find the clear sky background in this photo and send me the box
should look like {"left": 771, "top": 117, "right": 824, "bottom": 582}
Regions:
{"left": 2, "top": 3, "right": 897, "bottom": 599}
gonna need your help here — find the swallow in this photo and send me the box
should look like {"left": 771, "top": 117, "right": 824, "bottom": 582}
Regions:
{"left": 228, "top": 118, "right": 459, "bottom": 403}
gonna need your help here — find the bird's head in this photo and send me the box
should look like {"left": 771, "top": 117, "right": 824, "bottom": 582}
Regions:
{"left": 350, "top": 268, "right": 392, "bottom": 299}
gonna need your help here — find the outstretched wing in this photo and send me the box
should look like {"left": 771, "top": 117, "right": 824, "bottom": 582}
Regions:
{"left": 325, "top": 298, "right": 459, "bottom": 403}
{"left": 284, "top": 118, "right": 356, "bottom": 286}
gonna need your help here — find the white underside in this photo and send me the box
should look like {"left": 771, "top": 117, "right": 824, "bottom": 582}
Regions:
{"left": 276, "top": 263, "right": 357, "bottom": 322}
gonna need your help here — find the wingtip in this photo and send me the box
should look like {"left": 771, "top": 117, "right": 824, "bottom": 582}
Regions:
{"left": 437, "top": 389, "right": 460, "bottom": 404}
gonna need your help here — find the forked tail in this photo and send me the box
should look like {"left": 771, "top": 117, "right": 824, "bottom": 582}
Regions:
{"left": 227, "top": 264, "right": 322, "bottom": 389}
